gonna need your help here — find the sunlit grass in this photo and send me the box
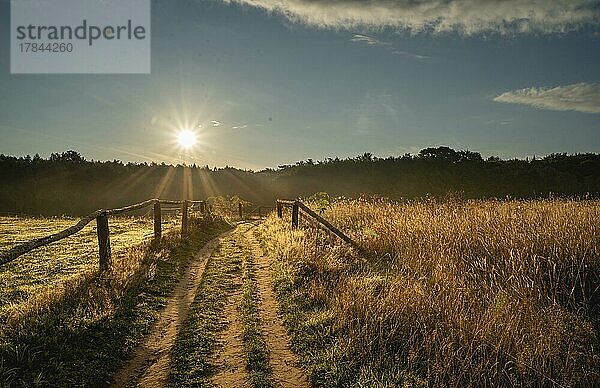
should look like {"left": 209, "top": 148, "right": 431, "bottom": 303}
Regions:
{"left": 0, "top": 215, "right": 179, "bottom": 324}
{"left": 259, "top": 198, "right": 600, "bottom": 386}
{"left": 0, "top": 214, "right": 231, "bottom": 386}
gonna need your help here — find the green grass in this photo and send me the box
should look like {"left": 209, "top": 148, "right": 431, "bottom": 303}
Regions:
{"left": 239, "top": 230, "right": 273, "bottom": 388}
{"left": 0, "top": 215, "right": 179, "bottom": 324}
{"left": 0, "top": 214, "right": 229, "bottom": 387}
{"left": 169, "top": 232, "right": 242, "bottom": 387}
{"left": 263, "top": 246, "right": 346, "bottom": 387}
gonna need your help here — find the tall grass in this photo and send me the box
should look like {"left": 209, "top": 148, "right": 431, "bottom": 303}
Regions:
{"left": 260, "top": 198, "right": 600, "bottom": 386}
{"left": 206, "top": 195, "right": 251, "bottom": 222}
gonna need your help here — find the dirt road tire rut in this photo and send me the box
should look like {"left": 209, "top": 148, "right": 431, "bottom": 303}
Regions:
{"left": 112, "top": 224, "right": 308, "bottom": 387}
{"left": 112, "top": 233, "right": 227, "bottom": 387}
{"left": 245, "top": 226, "right": 309, "bottom": 388}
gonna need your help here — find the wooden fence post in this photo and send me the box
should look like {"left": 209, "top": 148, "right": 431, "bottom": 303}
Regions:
{"left": 181, "top": 200, "right": 189, "bottom": 235}
{"left": 238, "top": 202, "right": 243, "bottom": 219}
{"left": 296, "top": 201, "right": 362, "bottom": 251}
{"left": 292, "top": 202, "right": 299, "bottom": 228}
{"left": 96, "top": 211, "right": 111, "bottom": 271}
{"left": 276, "top": 201, "right": 282, "bottom": 218}
{"left": 153, "top": 201, "right": 162, "bottom": 240}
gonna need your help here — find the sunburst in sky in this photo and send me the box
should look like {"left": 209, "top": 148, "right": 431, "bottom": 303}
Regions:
{"left": 0, "top": 0, "right": 598, "bottom": 168}
{"left": 177, "top": 129, "right": 198, "bottom": 149}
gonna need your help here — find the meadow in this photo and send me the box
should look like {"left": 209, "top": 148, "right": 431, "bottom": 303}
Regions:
{"left": 259, "top": 198, "right": 600, "bottom": 387}
{"left": 0, "top": 213, "right": 230, "bottom": 386}
{"left": 0, "top": 215, "right": 180, "bottom": 325}
{"left": 1, "top": 198, "right": 599, "bottom": 386}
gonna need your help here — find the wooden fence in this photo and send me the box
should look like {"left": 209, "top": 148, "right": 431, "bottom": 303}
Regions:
{"left": 242, "top": 205, "right": 274, "bottom": 219}
{"left": 0, "top": 199, "right": 360, "bottom": 271}
{"left": 0, "top": 199, "right": 206, "bottom": 270}
{"left": 276, "top": 200, "right": 362, "bottom": 251}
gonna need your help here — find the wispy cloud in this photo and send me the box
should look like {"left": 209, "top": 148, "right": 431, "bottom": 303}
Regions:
{"left": 350, "top": 34, "right": 388, "bottom": 46}
{"left": 210, "top": 120, "right": 221, "bottom": 127}
{"left": 494, "top": 83, "right": 600, "bottom": 114}
{"left": 391, "top": 50, "right": 429, "bottom": 60}
{"left": 232, "top": 124, "right": 248, "bottom": 129}
{"left": 351, "top": 34, "right": 428, "bottom": 59}
{"left": 225, "top": 0, "right": 599, "bottom": 34}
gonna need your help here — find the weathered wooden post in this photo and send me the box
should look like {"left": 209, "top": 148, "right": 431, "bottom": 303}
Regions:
{"left": 96, "top": 211, "right": 111, "bottom": 271}
{"left": 200, "top": 201, "right": 206, "bottom": 214}
{"left": 292, "top": 201, "right": 299, "bottom": 228}
{"left": 238, "top": 202, "right": 243, "bottom": 219}
{"left": 181, "top": 200, "right": 189, "bottom": 235}
{"left": 153, "top": 201, "right": 162, "bottom": 240}
{"left": 276, "top": 201, "right": 282, "bottom": 218}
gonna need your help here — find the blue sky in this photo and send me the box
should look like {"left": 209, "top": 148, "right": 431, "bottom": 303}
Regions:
{"left": 1, "top": 0, "right": 599, "bottom": 169}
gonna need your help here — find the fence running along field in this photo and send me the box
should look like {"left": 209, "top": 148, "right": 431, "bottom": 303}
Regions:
{"left": 0, "top": 198, "right": 359, "bottom": 272}
{"left": 276, "top": 199, "right": 362, "bottom": 251}
{"left": 0, "top": 199, "right": 206, "bottom": 270}
{"left": 245, "top": 205, "right": 274, "bottom": 218}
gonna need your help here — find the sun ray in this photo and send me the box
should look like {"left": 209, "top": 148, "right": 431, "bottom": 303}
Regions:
{"left": 153, "top": 166, "right": 176, "bottom": 199}
{"left": 112, "top": 165, "right": 159, "bottom": 200}
{"left": 219, "top": 168, "right": 264, "bottom": 203}
{"left": 182, "top": 165, "right": 194, "bottom": 200}
{"left": 197, "top": 168, "right": 220, "bottom": 198}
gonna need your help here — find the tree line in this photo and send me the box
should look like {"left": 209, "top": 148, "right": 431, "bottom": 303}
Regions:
{"left": 1, "top": 147, "right": 598, "bottom": 215}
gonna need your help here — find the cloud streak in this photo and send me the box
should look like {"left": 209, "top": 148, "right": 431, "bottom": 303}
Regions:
{"left": 391, "top": 50, "right": 429, "bottom": 60}
{"left": 225, "top": 0, "right": 599, "bottom": 34}
{"left": 350, "top": 34, "right": 388, "bottom": 46}
{"left": 493, "top": 83, "right": 600, "bottom": 114}
{"left": 350, "top": 34, "right": 428, "bottom": 59}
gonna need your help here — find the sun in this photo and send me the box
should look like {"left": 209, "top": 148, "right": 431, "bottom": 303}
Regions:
{"left": 177, "top": 129, "right": 197, "bottom": 149}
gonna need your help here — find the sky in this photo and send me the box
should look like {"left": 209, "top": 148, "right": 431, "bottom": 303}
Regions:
{"left": 1, "top": 0, "right": 599, "bottom": 170}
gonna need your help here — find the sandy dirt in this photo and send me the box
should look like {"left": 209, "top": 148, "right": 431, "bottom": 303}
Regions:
{"left": 112, "top": 233, "right": 226, "bottom": 388}
{"left": 112, "top": 224, "right": 308, "bottom": 387}
{"left": 245, "top": 226, "right": 310, "bottom": 388}
{"left": 209, "top": 279, "right": 249, "bottom": 387}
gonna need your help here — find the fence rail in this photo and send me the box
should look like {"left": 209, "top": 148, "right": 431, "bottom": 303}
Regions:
{"left": 0, "top": 199, "right": 358, "bottom": 268}
{"left": 0, "top": 198, "right": 206, "bottom": 269}
{"left": 276, "top": 199, "right": 362, "bottom": 251}
{"left": 242, "top": 205, "right": 274, "bottom": 219}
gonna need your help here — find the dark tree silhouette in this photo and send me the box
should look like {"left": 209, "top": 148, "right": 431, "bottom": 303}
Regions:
{"left": 0, "top": 147, "right": 598, "bottom": 215}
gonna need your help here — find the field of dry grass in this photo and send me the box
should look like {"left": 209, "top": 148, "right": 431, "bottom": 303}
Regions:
{"left": 0, "top": 215, "right": 179, "bottom": 325}
{"left": 259, "top": 198, "right": 600, "bottom": 387}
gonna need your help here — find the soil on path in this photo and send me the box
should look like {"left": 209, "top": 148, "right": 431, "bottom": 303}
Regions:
{"left": 112, "top": 233, "right": 226, "bottom": 387}
{"left": 210, "top": 230, "right": 250, "bottom": 387}
{"left": 244, "top": 226, "right": 309, "bottom": 388}
{"left": 112, "top": 224, "right": 308, "bottom": 388}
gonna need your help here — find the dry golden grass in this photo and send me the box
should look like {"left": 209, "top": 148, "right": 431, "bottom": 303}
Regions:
{"left": 206, "top": 195, "right": 251, "bottom": 222}
{"left": 260, "top": 198, "right": 600, "bottom": 387}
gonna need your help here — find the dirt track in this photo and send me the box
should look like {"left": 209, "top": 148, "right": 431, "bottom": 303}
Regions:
{"left": 245, "top": 227, "right": 309, "bottom": 388}
{"left": 112, "top": 233, "right": 226, "bottom": 387}
{"left": 112, "top": 224, "right": 308, "bottom": 387}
